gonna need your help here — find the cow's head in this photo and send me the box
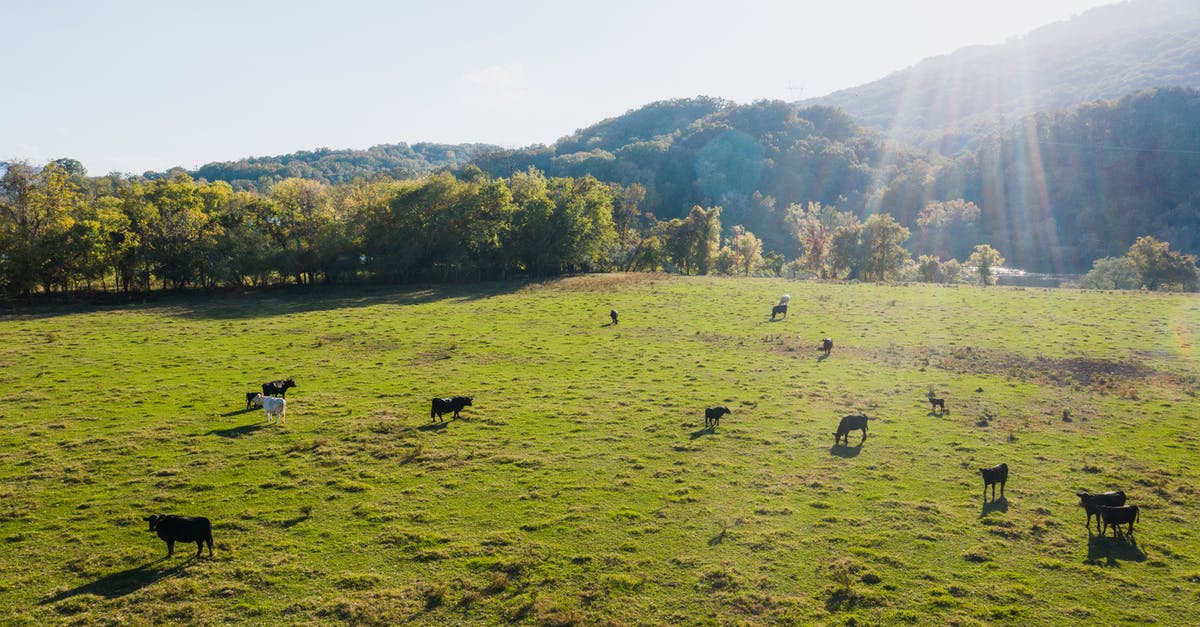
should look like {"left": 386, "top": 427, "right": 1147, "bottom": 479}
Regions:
{"left": 284, "top": 379, "right": 296, "bottom": 387}
{"left": 252, "top": 393, "right": 265, "bottom": 406}
{"left": 145, "top": 514, "right": 163, "bottom": 531}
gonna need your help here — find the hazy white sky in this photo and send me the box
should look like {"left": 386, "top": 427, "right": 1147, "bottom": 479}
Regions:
{"left": 3, "top": 0, "right": 1117, "bottom": 175}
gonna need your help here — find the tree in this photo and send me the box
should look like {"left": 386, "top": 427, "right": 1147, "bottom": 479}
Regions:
{"left": 0, "top": 161, "right": 84, "bottom": 296}
{"left": 966, "top": 244, "right": 1005, "bottom": 286}
{"left": 787, "top": 202, "right": 857, "bottom": 279}
{"left": 730, "top": 226, "right": 763, "bottom": 276}
{"left": 917, "top": 255, "right": 942, "bottom": 283}
{"left": 859, "top": 213, "right": 911, "bottom": 282}
{"left": 915, "top": 199, "right": 980, "bottom": 261}
{"left": 1079, "top": 256, "right": 1139, "bottom": 290}
{"left": 1125, "top": 235, "right": 1199, "bottom": 291}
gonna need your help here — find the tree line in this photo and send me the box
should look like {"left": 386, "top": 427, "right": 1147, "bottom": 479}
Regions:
{"left": 4, "top": 158, "right": 1194, "bottom": 301}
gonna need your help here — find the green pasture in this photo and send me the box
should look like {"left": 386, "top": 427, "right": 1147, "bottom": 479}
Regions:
{"left": 1, "top": 275, "right": 1198, "bottom": 625}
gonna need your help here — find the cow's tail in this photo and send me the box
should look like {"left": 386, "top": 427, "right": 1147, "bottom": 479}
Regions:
{"left": 431, "top": 403, "right": 436, "bottom": 419}
{"left": 1135, "top": 506, "right": 1140, "bottom": 523}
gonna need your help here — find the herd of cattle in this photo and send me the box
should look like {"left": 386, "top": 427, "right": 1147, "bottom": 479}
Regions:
{"left": 143, "top": 296, "right": 1143, "bottom": 558}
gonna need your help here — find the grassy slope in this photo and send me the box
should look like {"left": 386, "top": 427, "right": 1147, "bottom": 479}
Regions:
{"left": 1, "top": 275, "right": 1198, "bottom": 625}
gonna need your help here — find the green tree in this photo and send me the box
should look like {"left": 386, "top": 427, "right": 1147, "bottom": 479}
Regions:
{"left": 966, "top": 244, "right": 1005, "bottom": 286}
{"left": 1079, "top": 256, "right": 1139, "bottom": 290}
{"left": 917, "top": 255, "right": 943, "bottom": 283}
{"left": 0, "top": 161, "right": 84, "bottom": 296}
{"left": 859, "top": 213, "right": 911, "bottom": 282}
{"left": 730, "top": 226, "right": 764, "bottom": 276}
{"left": 1125, "top": 235, "right": 1199, "bottom": 291}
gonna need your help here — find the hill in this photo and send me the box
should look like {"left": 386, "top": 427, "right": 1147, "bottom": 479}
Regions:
{"left": 185, "top": 142, "right": 501, "bottom": 191}
{"left": 2, "top": 276, "right": 1198, "bottom": 623}
{"left": 801, "top": 0, "right": 1200, "bottom": 141}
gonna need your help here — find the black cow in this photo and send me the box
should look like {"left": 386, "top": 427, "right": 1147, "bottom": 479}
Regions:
{"left": 705, "top": 406, "right": 730, "bottom": 429}
{"left": 820, "top": 338, "right": 834, "bottom": 357}
{"left": 980, "top": 463, "right": 1008, "bottom": 501}
{"left": 928, "top": 397, "right": 946, "bottom": 414}
{"left": 1097, "top": 504, "right": 1140, "bottom": 538}
{"left": 262, "top": 378, "right": 296, "bottom": 398}
{"left": 770, "top": 304, "right": 788, "bottom": 320}
{"left": 431, "top": 396, "right": 473, "bottom": 421}
{"left": 833, "top": 414, "right": 868, "bottom": 446}
{"left": 245, "top": 391, "right": 259, "bottom": 409}
{"left": 610, "top": 309, "right": 619, "bottom": 325}
{"left": 1077, "top": 490, "right": 1127, "bottom": 533}
{"left": 145, "top": 514, "right": 213, "bottom": 558}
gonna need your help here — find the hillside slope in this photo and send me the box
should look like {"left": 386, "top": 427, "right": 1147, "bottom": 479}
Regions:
{"left": 802, "top": 0, "right": 1200, "bottom": 138}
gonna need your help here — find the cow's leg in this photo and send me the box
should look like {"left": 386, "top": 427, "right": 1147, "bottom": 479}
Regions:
{"left": 1000, "top": 480, "right": 1005, "bottom": 498}
{"left": 196, "top": 540, "right": 204, "bottom": 557}
{"left": 166, "top": 539, "right": 175, "bottom": 557}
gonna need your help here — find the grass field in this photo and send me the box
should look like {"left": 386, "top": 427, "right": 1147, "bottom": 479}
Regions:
{"left": 2, "top": 274, "right": 1199, "bottom": 625}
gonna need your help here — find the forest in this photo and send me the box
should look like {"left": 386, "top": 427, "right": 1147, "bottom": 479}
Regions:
{"left": 3, "top": 88, "right": 1200, "bottom": 299}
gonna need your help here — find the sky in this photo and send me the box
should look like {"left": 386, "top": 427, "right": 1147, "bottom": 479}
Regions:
{"left": 2, "top": 0, "right": 1119, "bottom": 175}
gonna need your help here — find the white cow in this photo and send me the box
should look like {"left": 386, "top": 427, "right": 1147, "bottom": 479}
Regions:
{"left": 253, "top": 393, "right": 287, "bottom": 425}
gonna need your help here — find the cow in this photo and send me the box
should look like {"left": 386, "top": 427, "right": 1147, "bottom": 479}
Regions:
{"left": 1097, "top": 504, "right": 1140, "bottom": 538}
{"left": 770, "top": 304, "right": 788, "bottom": 320}
{"left": 245, "top": 391, "right": 259, "bottom": 409}
{"left": 928, "top": 397, "right": 946, "bottom": 414}
{"left": 610, "top": 309, "right": 619, "bottom": 325}
{"left": 820, "top": 338, "right": 834, "bottom": 357}
{"left": 145, "top": 514, "right": 213, "bottom": 558}
{"left": 262, "top": 378, "right": 296, "bottom": 398}
{"left": 1077, "top": 490, "right": 1127, "bottom": 534}
{"left": 431, "top": 396, "right": 473, "bottom": 421}
{"left": 980, "top": 463, "right": 1008, "bottom": 501}
{"left": 833, "top": 414, "right": 868, "bottom": 446}
{"left": 705, "top": 406, "right": 730, "bottom": 429}
{"left": 253, "top": 393, "right": 286, "bottom": 424}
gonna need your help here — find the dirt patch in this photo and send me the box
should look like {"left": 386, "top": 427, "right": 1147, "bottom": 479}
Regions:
{"left": 934, "top": 346, "right": 1160, "bottom": 392}
{"left": 533, "top": 272, "right": 668, "bottom": 293}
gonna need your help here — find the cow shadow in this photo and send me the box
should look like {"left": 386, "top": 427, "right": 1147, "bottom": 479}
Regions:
{"left": 220, "top": 408, "right": 256, "bottom": 417}
{"left": 40, "top": 558, "right": 189, "bottom": 604}
{"left": 690, "top": 426, "right": 715, "bottom": 440}
{"left": 980, "top": 497, "right": 1009, "bottom": 517}
{"left": 830, "top": 442, "right": 863, "bottom": 458}
{"left": 1085, "top": 534, "right": 1146, "bottom": 566}
{"left": 205, "top": 423, "right": 266, "bottom": 438}
{"left": 418, "top": 421, "right": 449, "bottom": 432}
{"left": 817, "top": 353, "right": 830, "bottom": 362}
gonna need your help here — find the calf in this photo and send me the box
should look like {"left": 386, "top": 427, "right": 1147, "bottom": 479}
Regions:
{"left": 253, "top": 393, "right": 286, "bottom": 424}
{"left": 1097, "top": 504, "right": 1139, "bottom": 538}
{"left": 245, "top": 391, "right": 259, "bottom": 409}
{"left": 833, "top": 414, "right": 868, "bottom": 446}
{"left": 1077, "top": 490, "right": 1127, "bottom": 534}
{"left": 980, "top": 463, "right": 1008, "bottom": 501}
{"left": 704, "top": 406, "right": 730, "bottom": 429}
{"left": 145, "top": 514, "right": 213, "bottom": 558}
{"left": 770, "top": 304, "right": 788, "bottom": 320}
{"left": 928, "top": 397, "right": 946, "bottom": 414}
{"left": 431, "top": 396, "right": 473, "bottom": 421}
{"left": 820, "top": 338, "right": 834, "bottom": 357}
{"left": 262, "top": 378, "right": 296, "bottom": 398}
{"left": 610, "top": 309, "right": 619, "bottom": 325}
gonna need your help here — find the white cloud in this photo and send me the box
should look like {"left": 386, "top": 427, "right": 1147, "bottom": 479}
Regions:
{"left": 461, "top": 63, "right": 530, "bottom": 102}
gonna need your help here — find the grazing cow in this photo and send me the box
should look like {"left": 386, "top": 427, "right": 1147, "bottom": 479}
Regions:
{"left": 431, "top": 396, "right": 473, "bottom": 421}
{"left": 1097, "top": 504, "right": 1140, "bottom": 538}
{"left": 262, "top": 378, "right": 296, "bottom": 398}
{"left": 770, "top": 304, "right": 788, "bottom": 320}
{"left": 705, "top": 406, "right": 730, "bottom": 429}
{"left": 145, "top": 514, "right": 213, "bottom": 558}
{"left": 980, "top": 463, "right": 1008, "bottom": 501}
{"left": 610, "top": 309, "right": 619, "bottom": 325}
{"left": 928, "top": 397, "right": 946, "bottom": 414}
{"left": 833, "top": 414, "right": 869, "bottom": 446}
{"left": 820, "top": 338, "right": 834, "bottom": 357}
{"left": 1077, "top": 490, "right": 1127, "bottom": 534}
{"left": 245, "top": 391, "right": 259, "bottom": 409}
{"left": 253, "top": 393, "right": 286, "bottom": 424}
